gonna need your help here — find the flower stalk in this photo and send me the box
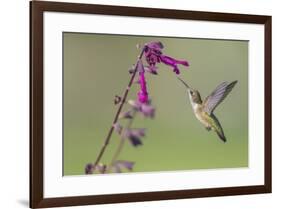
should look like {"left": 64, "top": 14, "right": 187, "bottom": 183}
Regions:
{"left": 108, "top": 109, "right": 137, "bottom": 171}
{"left": 91, "top": 48, "right": 146, "bottom": 172}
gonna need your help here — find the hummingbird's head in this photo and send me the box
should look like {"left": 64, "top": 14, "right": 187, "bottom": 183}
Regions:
{"left": 177, "top": 77, "right": 202, "bottom": 104}
{"left": 188, "top": 89, "right": 202, "bottom": 104}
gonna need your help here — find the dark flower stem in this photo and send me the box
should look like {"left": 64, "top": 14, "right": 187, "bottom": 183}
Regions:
{"left": 92, "top": 47, "right": 146, "bottom": 169}
{"left": 110, "top": 110, "right": 137, "bottom": 167}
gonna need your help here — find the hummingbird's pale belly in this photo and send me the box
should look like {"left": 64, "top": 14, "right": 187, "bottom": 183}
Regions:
{"left": 193, "top": 106, "right": 211, "bottom": 128}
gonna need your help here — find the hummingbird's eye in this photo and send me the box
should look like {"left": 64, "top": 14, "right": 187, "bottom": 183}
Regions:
{"left": 190, "top": 91, "right": 193, "bottom": 95}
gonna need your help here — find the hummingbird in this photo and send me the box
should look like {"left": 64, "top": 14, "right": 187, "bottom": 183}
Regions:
{"left": 177, "top": 77, "right": 238, "bottom": 142}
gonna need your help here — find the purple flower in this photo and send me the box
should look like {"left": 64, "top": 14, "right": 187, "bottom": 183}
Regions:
{"left": 96, "top": 164, "right": 107, "bottom": 174}
{"left": 144, "top": 66, "right": 158, "bottom": 75}
{"left": 128, "top": 100, "right": 142, "bottom": 110}
{"left": 113, "top": 123, "right": 123, "bottom": 134}
{"left": 144, "top": 41, "right": 189, "bottom": 75}
{"left": 160, "top": 55, "right": 189, "bottom": 74}
{"left": 137, "top": 71, "right": 149, "bottom": 104}
{"left": 85, "top": 163, "right": 94, "bottom": 174}
{"left": 143, "top": 42, "right": 164, "bottom": 68}
{"left": 114, "top": 124, "right": 146, "bottom": 146}
{"left": 128, "top": 100, "right": 155, "bottom": 118}
{"left": 140, "top": 103, "right": 155, "bottom": 118}
{"left": 85, "top": 163, "right": 107, "bottom": 174}
{"left": 119, "top": 111, "right": 133, "bottom": 119}
{"left": 146, "top": 41, "right": 164, "bottom": 51}
{"left": 136, "top": 61, "right": 149, "bottom": 104}
{"left": 125, "top": 128, "right": 146, "bottom": 146}
{"left": 112, "top": 160, "right": 135, "bottom": 173}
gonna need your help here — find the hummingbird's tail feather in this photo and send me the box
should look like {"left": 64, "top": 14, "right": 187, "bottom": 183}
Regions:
{"left": 211, "top": 113, "right": 226, "bottom": 143}
{"left": 215, "top": 129, "right": 227, "bottom": 142}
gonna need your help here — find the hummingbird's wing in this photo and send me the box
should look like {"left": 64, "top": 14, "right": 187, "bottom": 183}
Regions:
{"left": 203, "top": 80, "right": 238, "bottom": 114}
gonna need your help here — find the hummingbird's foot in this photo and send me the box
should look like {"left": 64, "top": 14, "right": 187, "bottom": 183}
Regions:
{"left": 205, "top": 126, "right": 211, "bottom": 131}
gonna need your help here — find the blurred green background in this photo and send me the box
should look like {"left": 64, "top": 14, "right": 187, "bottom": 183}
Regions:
{"left": 63, "top": 33, "right": 248, "bottom": 176}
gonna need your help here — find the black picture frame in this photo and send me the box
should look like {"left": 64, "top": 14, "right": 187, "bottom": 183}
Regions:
{"left": 30, "top": 1, "right": 272, "bottom": 208}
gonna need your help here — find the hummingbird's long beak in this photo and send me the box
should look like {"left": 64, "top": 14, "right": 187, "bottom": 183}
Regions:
{"left": 177, "top": 77, "right": 190, "bottom": 89}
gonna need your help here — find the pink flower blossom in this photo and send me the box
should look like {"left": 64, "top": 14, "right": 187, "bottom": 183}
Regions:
{"left": 112, "top": 160, "right": 135, "bottom": 173}
{"left": 137, "top": 71, "right": 149, "bottom": 103}
{"left": 136, "top": 60, "right": 149, "bottom": 104}
{"left": 144, "top": 41, "right": 189, "bottom": 75}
